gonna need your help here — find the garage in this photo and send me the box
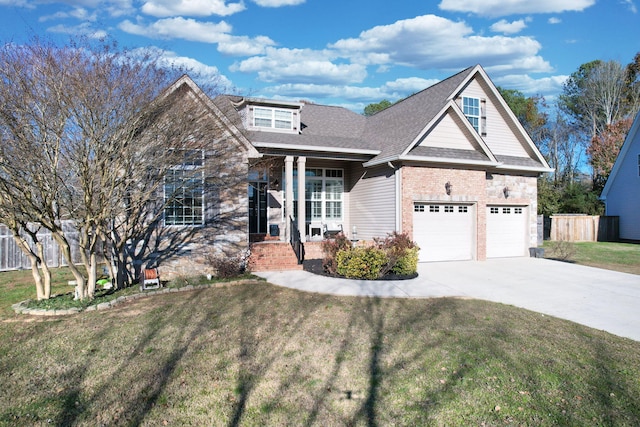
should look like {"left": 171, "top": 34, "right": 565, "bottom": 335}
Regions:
{"left": 486, "top": 205, "right": 528, "bottom": 258}
{"left": 413, "top": 203, "right": 475, "bottom": 262}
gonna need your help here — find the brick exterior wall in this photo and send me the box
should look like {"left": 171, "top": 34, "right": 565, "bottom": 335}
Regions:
{"left": 401, "top": 165, "right": 538, "bottom": 260}
{"left": 160, "top": 138, "right": 251, "bottom": 280}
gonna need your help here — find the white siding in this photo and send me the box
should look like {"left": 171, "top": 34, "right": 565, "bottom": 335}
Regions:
{"left": 349, "top": 164, "right": 397, "bottom": 241}
{"left": 605, "top": 135, "right": 640, "bottom": 240}
{"left": 459, "top": 79, "right": 530, "bottom": 157}
{"left": 420, "top": 110, "right": 480, "bottom": 150}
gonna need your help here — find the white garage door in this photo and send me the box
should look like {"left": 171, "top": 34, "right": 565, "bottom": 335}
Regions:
{"left": 413, "top": 203, "right": 474, "bottom": 262}
{"left": 486, "top": 206, "right": 528, "bottom": 258}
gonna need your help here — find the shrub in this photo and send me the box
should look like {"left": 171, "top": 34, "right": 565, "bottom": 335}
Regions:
{"left": 392, "top": 247, "right": 419, "bottom": 275}
{"left": 375, "top": 232, "right": 419, "bottom": 276}
{"left": 206, "top": 254, "right": 245, "bottom": 279}
{"left": 548, "top": 240, "right": 576, "bottom": 262}
{"left": 336, "top": 247, "right": 389, "bottom": 280}
{"left": 321, "top": 233, "right": 352, "bottom": 275}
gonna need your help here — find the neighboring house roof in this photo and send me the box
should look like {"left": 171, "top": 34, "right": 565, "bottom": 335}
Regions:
{"left": 209, "top": 65, "right": 552, "bottom": 173}
{"left": 600, "top": 110, "right": 640, "bottom": 200}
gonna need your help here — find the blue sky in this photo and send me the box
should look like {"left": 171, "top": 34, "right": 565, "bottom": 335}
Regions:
{"left": 0, "top": 0, "right": 638, "bottom": 112}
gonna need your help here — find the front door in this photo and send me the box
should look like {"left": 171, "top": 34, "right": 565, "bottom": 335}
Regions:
{"left": 249, "top": 182, "right": 267, "bottom": 234}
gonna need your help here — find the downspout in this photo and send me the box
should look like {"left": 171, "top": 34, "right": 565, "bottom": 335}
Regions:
{"left": 388, "top": 162, "right": 402, "bottom": 232}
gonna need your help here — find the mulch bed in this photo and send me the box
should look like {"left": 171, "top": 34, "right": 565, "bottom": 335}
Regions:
{"left": 303, "top": 259, "right": 418, "bottom": 281}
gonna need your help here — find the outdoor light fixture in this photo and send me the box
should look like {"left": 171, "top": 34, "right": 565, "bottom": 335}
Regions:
{"left": 445, "top": 181, "right": 452, "bottom": 195}
{"left": 503, "top": 186, "right": 510, "bottom": 198}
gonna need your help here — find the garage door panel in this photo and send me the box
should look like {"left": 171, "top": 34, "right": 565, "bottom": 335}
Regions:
{"left": 487, "top": 206, "right": 527, "bottom": 258}
{"left": 414, "top": 204, "right": 474, "bottom": 262}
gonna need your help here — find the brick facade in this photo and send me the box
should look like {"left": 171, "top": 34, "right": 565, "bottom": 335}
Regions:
{"left": 401, "top": 165, "right": 538, "bottom": 260}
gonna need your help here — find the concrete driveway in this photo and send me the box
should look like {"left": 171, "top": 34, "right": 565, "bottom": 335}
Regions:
{"left": 255, "top": 257, "right": 640, "bottom": 342}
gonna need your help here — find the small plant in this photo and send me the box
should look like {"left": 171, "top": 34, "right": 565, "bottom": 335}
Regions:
{"left": 548, "top": 239, "right": 576, "bottom": 261}
{"left": 375, "top": 232, "right": 419, "bottom": 276}
{"left": 206, "top": 254, "right": 246, "bottom": 279}
{"left": 321, "top": 233, "right": 352, "bottom": 275}
{"left": 336, "top": 247, "right": 389, "bottom": 279}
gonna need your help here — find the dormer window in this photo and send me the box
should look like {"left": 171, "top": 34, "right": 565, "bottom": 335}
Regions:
{"left": 462, "top": 97, "right": 480, "bottom": 132}
{"left": 253, "top": 107, "right": 293, "bottom": 130}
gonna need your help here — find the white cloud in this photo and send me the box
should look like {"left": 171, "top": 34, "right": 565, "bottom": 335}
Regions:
{"left": 46, "top": 22, "right": 108, "bottom": 39}
{"left": 138, "top": 47, "right": 235, "bottom": 90}
{"left": 119, "top": 17, "right": 232, "bottom": 42}
{"left": 621, "top": 0, "right": 637, "bottom": 13}
{"left": 438, "top": 0, "right": 596, "bottom": 17}
{"left": 490, "top": 19, "right": 528, "bottom": 34}
{"left": 231, "top": 47, "right": 368, "bottom": 84}
{"left": 251, "top": 0, "right": 306, "bottom": 6}
{"left": 330, "top": 15, "right": 551, "bottom": 74}
{"left": 259, "top": 76, "right": 442, "bottom": 112}
{"left": 548, "top": 17, "right": 562, "bottom": 24}
{"left": 39, "top": 8, "right": 98, "bottom": 22}
{"left": 119, "top": 17, "right": 276, "bottom": 55}
{"left": 493, "top": 73, "right": 568, "bottom": 96}
{"left": 141, "top": 0, "right": 245, "bottom": 17}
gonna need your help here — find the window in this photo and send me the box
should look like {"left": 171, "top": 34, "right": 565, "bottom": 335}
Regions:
{"left": 429, "top": 205, "right": 439, "bottom": 213}
{"left": 514, "top": 207, "right": 523, "bottom": 214}
{"left": 458, "top": 206, "right": 468, "bottom": 213}
{"left": 414, "top": 204, "right": 425, "bottom": 212}
{"left": 462, "top": 97, "right": 480, "bottom": 132}
{"left": 444, "top": 205, "right": 454, "bottom": 213}
{"left": 503, "top": 207, "right": 511, "bottom": 214}
{"left": 490, "top": 207, "right": 499, "bottom": 214}
{"left": 253, "top": 107, "right": 293, "bottom": 130}
{"left": 164, "top": 150, "right": 204, "bottom": 226}
{"left": 287, "top": 168, "right": 344, "bottom": 221}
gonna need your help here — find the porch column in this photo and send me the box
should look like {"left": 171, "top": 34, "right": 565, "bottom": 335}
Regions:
{"left": 285, "top": 156, "right": 294, "bottom": 241}
{"left": 297, "top": 156, "right": 306, "bottom": 242}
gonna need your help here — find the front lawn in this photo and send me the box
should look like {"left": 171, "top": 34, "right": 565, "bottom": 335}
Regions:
{"left": 1, "top": 274, "right": 639, "bottom": 425}
{"left": 544, "top": 241, "right": 640, "bottom": 275}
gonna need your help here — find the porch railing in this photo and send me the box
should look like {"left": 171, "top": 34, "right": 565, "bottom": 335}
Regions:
{"left": 289, "top": 216, "right": 304, "bottom": 264}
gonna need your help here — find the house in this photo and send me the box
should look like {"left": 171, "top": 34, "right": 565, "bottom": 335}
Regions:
{"left": 159, "top": 64, "right": 552, "bottom": 276}
{"left": 600, "top": 111, "right": 640, "bottom": 241}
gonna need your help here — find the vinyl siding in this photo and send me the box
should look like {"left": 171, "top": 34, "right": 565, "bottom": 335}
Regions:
{"left": 419, "top": 109, "right": 479, "bottom": 150}
{"left": 605, "top": 137, "right": 640, "bottom": 240}
{"left": 459, "top": 79, "right": 530, "bottom": 158}
{"left": 349, "top": 163, "right": 397, "bottom": 241}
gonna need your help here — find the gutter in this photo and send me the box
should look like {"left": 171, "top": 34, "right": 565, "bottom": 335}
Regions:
{"left": 252, "top": 141, "right": 380, "bottom": 156}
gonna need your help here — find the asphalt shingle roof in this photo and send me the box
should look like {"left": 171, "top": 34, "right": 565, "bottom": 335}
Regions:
{"left": 212, "top": 66, "right": 548, "bottom": 171}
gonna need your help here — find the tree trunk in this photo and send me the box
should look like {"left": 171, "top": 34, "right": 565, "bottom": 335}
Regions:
{"left": 52, "top": 232, "right": 86, "bottom": 300}
{"left": 35, "top": 241, "right": 52, "bottom": 299}
{"left": 11, "top": 234, "right": 46, "bottom": 300}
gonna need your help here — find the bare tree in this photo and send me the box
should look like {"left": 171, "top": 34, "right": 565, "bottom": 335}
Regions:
{"left": 0, "top": 38, "right": 238, "bottom": 300}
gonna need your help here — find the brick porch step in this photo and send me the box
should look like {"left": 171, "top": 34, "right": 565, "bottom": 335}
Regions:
{"left": 248, "top": 241, "right": 303, "bottom": 271}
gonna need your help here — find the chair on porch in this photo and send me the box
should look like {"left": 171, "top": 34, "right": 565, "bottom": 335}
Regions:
{"left": 140, "top": 267, "right": 161, "bottom": 291}
{"left": 323, "top": 222, "right": 343, "bottom": 238}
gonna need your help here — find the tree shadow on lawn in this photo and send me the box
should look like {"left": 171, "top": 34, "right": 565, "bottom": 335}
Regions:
{"left": 3, "top": 283, "right": 640, "bottom": 426}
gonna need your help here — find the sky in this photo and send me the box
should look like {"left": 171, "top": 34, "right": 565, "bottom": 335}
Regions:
{"left": 0, "top": 0, "right": 638, "bottom": 113}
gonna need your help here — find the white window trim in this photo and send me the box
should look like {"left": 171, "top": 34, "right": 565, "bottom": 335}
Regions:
{"left": 163, "top": 149, "right": 205, "bottom": 227}
{"left": 252, "top": 106, "right": 294, "bottom": 131}
{"left": 283, "top": 167, "right": 344, "bottom": 222}
{"left": 462, "top": 96, "right": 481, "bottom": 133}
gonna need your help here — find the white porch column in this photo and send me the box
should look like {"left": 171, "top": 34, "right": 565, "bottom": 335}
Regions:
{"left": 297, "top": 156, "right": 306, "bottom": 242}
{"left": 285, "top": 156, "right": 294, "bottom": 241}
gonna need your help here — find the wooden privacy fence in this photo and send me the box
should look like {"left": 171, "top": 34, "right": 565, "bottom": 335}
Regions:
{"left": 550, "top": 215, "right": 619, "bottom": 242}
{"left": 0, "top": 222, "right": 82, "bottom": 271}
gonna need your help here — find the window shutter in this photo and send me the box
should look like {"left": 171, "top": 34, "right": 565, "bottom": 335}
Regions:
{"left": 480, "top": 98, "right": 487, "bottom": 137}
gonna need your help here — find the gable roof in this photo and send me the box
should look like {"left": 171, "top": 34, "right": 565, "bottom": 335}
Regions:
{"left": 166, "top": 76, "right": 261, "bottom": 159}
{"left": 600, "top": 110, "right": 640, "bottom": 200}
{"left": 362, "top": 65, "right": 551, "bottom": 172}
{"left": 207, "top": 65, "right": 552, "bottom": 172}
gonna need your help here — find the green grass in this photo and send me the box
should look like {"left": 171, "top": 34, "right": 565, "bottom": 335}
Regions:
{"left": 1, "top": 270, "right": 640, "bottom": 426}
{"left": 544, "top": 241, "right": 640, "bottom": 275}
